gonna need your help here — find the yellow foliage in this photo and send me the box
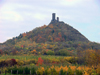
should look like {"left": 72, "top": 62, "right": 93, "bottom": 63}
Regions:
{"left": 31, "top": 50, "right": 37, "bottom": 53}
{"left": 63, "top": 66, "right": 68, "bottom": 72}
{"left": 50, "top": 65, "right": 54, "bottom": 69}
{"left": 84, "top": 71, "right": 89, "bottom": 75}
{"left": 69, "top": 65, "right": 76, "bottom": 71}
{"left": 77, "top": 66, "right": 83, "bottom": 71}
{"left": 55, "top": 66, "right": 61, "bottom": 74}
{"left": 64, "top": 56, "right": 75, "bottom": 61}
{"left": 16, "top": 60, "right": 24, "bottom": 66}
{"left": 96, "top": 65, "right": 100, "bottom": 74}
{"left": 1, "top": 67, "right": 8, "bottom": 73}
{"left": 49, "top": 24, "right": 53, "bottom": 28}
{"left": 37, "top": 67, "right": 45, "bottom": 75}
{"left": 46, "top": 68, "right": 51, "bottom": 74}
{"left": 84, "top": 66, "right": 91, "bottom": 71}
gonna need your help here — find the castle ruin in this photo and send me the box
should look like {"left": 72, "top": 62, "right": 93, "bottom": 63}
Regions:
{"left": 52, "top": 13, "right": 59, "bottom": 22}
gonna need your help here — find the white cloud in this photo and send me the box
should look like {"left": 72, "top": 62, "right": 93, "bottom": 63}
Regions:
{"left": 1, "top": 11, "right": 23, "bottom": 21}
{"left": 60, "top": 0, "right": 83, "bottom": 6}
{"left": 0, "top": 4, "right": 23, "bottom": 22}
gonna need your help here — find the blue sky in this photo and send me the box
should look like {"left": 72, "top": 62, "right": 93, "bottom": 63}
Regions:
{"left": 0, "top": 0, "right": 100, "bottom": 43}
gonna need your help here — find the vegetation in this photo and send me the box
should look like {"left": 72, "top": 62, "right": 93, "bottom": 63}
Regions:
{"left": 0, "top": 16, "right": 100, "bottom": 75}
{"left": 0, "top": 51, "right": 100, "bottom": 75}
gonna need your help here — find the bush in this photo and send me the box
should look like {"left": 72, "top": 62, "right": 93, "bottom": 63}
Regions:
{"left": 76, "top": 57, "right": 85, "bottom": 65}
{"left": 60, "top": 69, "right": 67, "bottom": 75}
{"left": 68, "top": 57, "right": 77, "bottom": 64}
{"left": 12, "top": 66, "right": 18, "bottom": 74}
{"left": 75, "top": 70, "right": 83, "bottom": 75}
{"left": 31, "top": 67, "right": 36, "bottom": 74}
{"left": 37, "top": 67, "right": 45, "bottom": 75}
{"left": 24, "top": 67, "right": 30, "bottom": 74}
{"left": 47, "top": 50, "right": 55, "bottom": 55}
{"left": 68, "top": 68, "right": 74, "bottom": 75}
{"left": 8, "top": 66, "right": 31, "bottom": 74}
{"left": 55, "top": 49, "right": 69, "bottom": 56}
{"left": 51, "top": 68, "right": 57, "bottom": 75}
{"left": 44, "top": 68, "right": 51, "bottom": 75}
{"left": 18, "top": 67, "right": 23, "bottom": 74}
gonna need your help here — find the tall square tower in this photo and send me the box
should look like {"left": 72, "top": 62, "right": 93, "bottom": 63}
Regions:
{"left": 52, "top": 13, "right": 56, "bottom": 21}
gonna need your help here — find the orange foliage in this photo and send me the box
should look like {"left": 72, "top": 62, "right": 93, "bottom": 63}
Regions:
{"left": 58, "top": 32, "right": 62, "bottom": 37}
{"left": 21, "top": 45, "right": 24, "bottom": 48}
{"left": 82, "top": 49, "right": 100, "bottom": 67}
{"left": 22, "top": 33, "right": 26, "bottom": 37}
{"left": 31, "top": 50, "right": 37, "bottom": 54}
{"left": 40, "top": 25, "right": 47, "bottom": 29}
{"left": 54, "top": 37, "right": 61, "bottom": 42}
{"left": 48, "top": 24, "right": 53, "bottom": 28}
{"left": 0, "top": 49, "right": 3, "bottom": 54}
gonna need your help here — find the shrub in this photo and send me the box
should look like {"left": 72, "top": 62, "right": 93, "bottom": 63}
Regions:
{"left": 68, "top": 68, "right": 74, "bottom": 75}
{"left": 10, "top": 59, "right": 17, "bottom": 66}
{"left": 8, "top": 66, "right": 31, "bottom": 74}
{"left": 51, "top": 68, "right": 57, "bottom": 75}
{"left": 75, "top": 70, "right": 83, "bottom": 75}
{"left": 55, "top": 49, "right": 69, "bottom": 56}
{"left": 31, "top": 67, "right": 36, "bottom": 74}
{"left": 24, "top": 67, "right": 30, "bottom": 74}
{"left": 18, "top": 67, "right": 23, "bottom": 74}
{"left": 12, "top": 66, "right": 18, "bottom": 74}
{"left": 60, "top": 69, "right": 67, "bottom": 75}
{"left": 44, "top": 68, "right": 51, "bottom": 75}
{"left": 67, "top": 57, "right": 78, "bottom": 64}
{"left": 16, "top": 59, "right": 24, "bottom": 66}
{"left": 47, "top": 50, "right": 55, "bottom": 55}
{"left": 37, "top": 67, "right": 45, "bottom": 75}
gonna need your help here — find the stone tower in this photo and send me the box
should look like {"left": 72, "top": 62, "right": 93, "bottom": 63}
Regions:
{"left": 52, "top": 13, "right": 56, "bottom": 21}
{"left": 57, "top": 17, "right": 59, "bottom": 22}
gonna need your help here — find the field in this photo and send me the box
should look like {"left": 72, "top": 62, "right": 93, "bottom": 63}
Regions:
{"left": 0, "top": 54, "right": 100, "bottom": 75}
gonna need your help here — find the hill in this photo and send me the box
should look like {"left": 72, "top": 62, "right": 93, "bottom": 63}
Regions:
{"left": 0, "top": 13, "right": 100, "bottom": 55}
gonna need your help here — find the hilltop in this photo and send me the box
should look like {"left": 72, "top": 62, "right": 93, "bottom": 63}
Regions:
{"left": 4, "top": 13, "right": 89, "bottom": 43}
{"left": 0, "top": 13, "right": 100, "bottom": 55}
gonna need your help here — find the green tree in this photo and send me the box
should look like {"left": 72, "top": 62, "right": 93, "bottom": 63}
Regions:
{"left": 56, "top": 49, "right": 69, "bottom": 56}
{"left": 46, "top": 50, "right": 55, "bottom": 55}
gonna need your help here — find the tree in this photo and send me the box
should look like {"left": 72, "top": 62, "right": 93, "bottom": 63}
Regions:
{"left": 55, "top": 49, "right": 69, "bottom": 56}
{"left": 36, "top": 57, "right": 43, "bottom": 66}
{"left": 31, "top": 50, "right": 37, "bottom": 54}
{"left": 22, "top": 33, "right": 26, "bottom": 37}
{"left": 0, "top": 49, "right": 3, "bottom": 55}
{"left": 46, "top": 50, "right": 55, "bottom": 55}
{"left": 83, "top": 49, "right": 100, "bottom": 67}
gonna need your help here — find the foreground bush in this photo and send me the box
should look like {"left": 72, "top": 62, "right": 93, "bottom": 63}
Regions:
{"left": 5, "top": 65, "right": 100, "bottom": 75}
{"left": 7, "top": 66, "right": 36, "bottom": 74}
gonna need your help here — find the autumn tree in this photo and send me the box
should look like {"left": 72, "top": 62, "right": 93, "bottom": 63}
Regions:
{"left": 82, "top": 49, "right": 100, "bottom": 67}
{"left": 46, "top": 50, "right": 54, "bottom": 55}
{"left": 12, "top": 50, "right": 18, "bottom": 55}
{"left": 36, "top": 57, "right": 43, "bottom": 66}
{"left": 31, "top": 50, "right": 37, "bottom": 54}
{"left": 55, "top": 49, "right": 69, "bottom": 56}
{"left": 0, "top": 49, "right": 3, "bottom": 55}
{"left": 22, "top": 33, "right": 27, "bottom": 37}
